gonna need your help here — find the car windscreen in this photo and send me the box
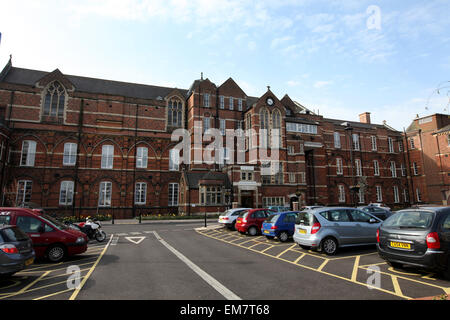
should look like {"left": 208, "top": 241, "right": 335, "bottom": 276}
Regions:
{"left": 41, "top": 214, "right": 68, "bottom": 230}
{"left": 295, "top": 212, "right": 313, "bottom": 226}
{"left": 383, "top": 210, "right": 434, "bottom": 229}
{"left": 1, "top": 227, "right": 30, "bottom": 242}
{"left": 238, "top": 211, "right": 249, "bottom": 218}
{"left": 0, "top": 215, "right": 11, "bottom": 225}
{"left": 265, "top": 214, "right": 280, "bottom": 223}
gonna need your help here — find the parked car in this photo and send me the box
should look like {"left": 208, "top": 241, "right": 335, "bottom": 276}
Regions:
{"left": 267, "top": 206, "right": 290, "bottom": 213}
{"left": 261, "top": 211, "right": 300, "bottom": 242}
{"left": 368, "top": 203, "right": 391, "bottom": 210}
{"left": 235, "top": 209, "right": 275, "bottom": 236}
{"left": 293, "top": 207, "right": 382, "bottom": 255}
{"left": 300, "top": 206, "right": 324, "bottom": 211}
{"left": 0, "top": 225, "right": 35, "bottom": 277}
{"left": 218, "top": 208, "right": 251, "bottom": 230}
{"left": 377, "top": 206, "right": 450, "bottom": 279}
{"left": 358, "top": 205, "right": 392, "bottom": 221}
{"left": 0, "top": 208, "right": 88, "bottom": 262}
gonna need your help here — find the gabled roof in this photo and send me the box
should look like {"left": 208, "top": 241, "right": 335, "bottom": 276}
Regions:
{"left": 184, "top": 171, "right": 231, "bottom": 189}
{"left": 218, "top": 77, "right": 247, "bottom": 97}
{"left": 1, "top": 66, "right": 188, "bottom": 101}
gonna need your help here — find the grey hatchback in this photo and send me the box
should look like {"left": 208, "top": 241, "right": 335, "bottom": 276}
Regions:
{"left": 293, "top": 207, "right": 382, "bottom": 255}
{"left": 377, "top": 206, "right": 450, "bottom": 279}
{"left": 0, "top": 225, "right": 35, "bottom": 277}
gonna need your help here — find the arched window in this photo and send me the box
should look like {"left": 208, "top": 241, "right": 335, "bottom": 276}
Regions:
{"left": 42, "top": 81, "right": 66, "bottom": 119}
{"left": 168, "top": 97, "right": 183, "bottom": 127}
{"left": 260, "top": 108, "right": 269, "bottom": 148}
{"left": 271, "top": 109, "right": 282, "bottom": 148}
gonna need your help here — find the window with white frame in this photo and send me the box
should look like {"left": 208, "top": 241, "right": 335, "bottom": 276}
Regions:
{"left": 399, "top": 140, "right": 404, "bottom": 152}
{"left": 229, "top": 97, "right": 234, "bottom": 110}
{"left": 334, "top": 132, "right": 341, "bottom": 148}
{"left": 410, "top": 138, "right": 415, "bottom": 149}
{"left": 338, "top": 185, "right": 345, "bottom": 203}
{"left": 286, "top": 123, "right": 318, "bottom": 134}
{"left": 413, "top": 162, "right": 419, "bottom": 175}
{"left": 98, "top": 182, "right": 112, "bottom": 207}
{"left": 135, "top": 182, "right": 147, "bottom": 205}
{"left": 416, "top": 188, "right": 422, "bottom": 202}
{"left": 358, "top": 189, "right": 365, "bottom": 204}
{"left": 59, "top": 181, "right": 74, "bottom": 206}
{"left": 63, "top": 142, "right": 77, "bottom": 166}
{"left": 390, "top": 161, "right": 397, "bottom": 177}
{"left": 388, "top": 137, "right": 394, "bottom": 153}
{"left": 299, "top": 172, "right": 306, "bottom": 184}
{"left": 20, "top": 140, "right": 36, "bottom": 167}
{"left": 403, "top": 189, "right": 409, "bottom": 203}
{"left": 373, "top": 160, "right": 380, "bottom": 176}
{"left": 203, "top": 117, "right": 211, "bottom": 133}
{"left": 16, "top": 180, "right": 32, "bottom": 205}
{"left": 289, "top": 173, "right": 295, "bottom": 183}
{"left": 42, "top": 81, "right": 66, "bottom": 119}
{"left": 355, "top": 159, "right": 362, "bottom": 177}
{"left": 260, "top": 109, "right": 269, "bottom": 148}
{"left": 352, "top": 134, "right": 360, "bottom": 151}
{"left": 371, "top": 136, "right": 377, "bottom": 151}
{"left": 447, "top": 134, "right": 450, "bottom": 147}
{"left": 219, "top": 96, "right": 224, "bottom": 109}
{"left": 401, "top": 163, "right": 406, "bottom": 176}
{"left": 203, "top": 93, "right": 210, "bottom": 108}
{"left": 272, "top": 110, "right": 282, "bottom": 148}
{"left": 336, "top": 158, "right": 343, "bottom": 175}
{"left": 220, "top": 119, "right": 226, "bottom": 136}
{"left": 376, "top": 185, "right": 383, "bottom": 202}
{"left": 238, "top": 99, "right": 243, "bottom": 111}
{"left": 168, "top": 183, "right": 179, "bottom": 206}
{"left": 241, "top": 171, "right": 253, "bottom": 181}
{"left": 101, "top": 145, "right": 114, "bottom": 169}
{"left": 393, "top": 186, "right": 399, "bottom": 203}
{"left": 136, "top": 147, "right": 148, "bottom": 169}
{"left": 168, "top": 97, "right": 183, "bottom": 127}
{"left": 288, "top": 145, "right": 294, "bottom": 155}
{"left": 263, "top": 197, "right": 285, "bottom": 207}
{"left": 200, "top": 186, "right": 222, "bottom": 205}
{"left": 169, "top": 149, "right": 179, "bottom": 171}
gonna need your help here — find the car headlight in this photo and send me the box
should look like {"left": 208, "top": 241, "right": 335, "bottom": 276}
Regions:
{"left": 75, "top": 237, "right": 85, "bottom": 244}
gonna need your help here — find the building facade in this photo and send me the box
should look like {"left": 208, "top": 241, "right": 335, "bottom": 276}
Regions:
{"left": 0, "top": 59, "right": 420, "bottom": 218}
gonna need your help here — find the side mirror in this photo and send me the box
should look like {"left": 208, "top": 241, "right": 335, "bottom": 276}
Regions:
{"left": 369, "top": 218, "right": 378, "bottom": 224}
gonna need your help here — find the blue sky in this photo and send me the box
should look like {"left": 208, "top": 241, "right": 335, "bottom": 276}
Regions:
{"left": 0, "top": 0, "right": 449, "bottom": 130}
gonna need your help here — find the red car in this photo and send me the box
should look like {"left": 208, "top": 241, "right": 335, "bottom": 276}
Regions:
{"left": 0, "top": 208, "right": 88, "bottom": 262}
{"left": 235, "top": 209, "right": 274, "bottom": 236}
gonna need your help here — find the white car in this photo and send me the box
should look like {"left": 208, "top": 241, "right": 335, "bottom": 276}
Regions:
{"left": 218, "top": 208, "right": 251, "bottom": 230}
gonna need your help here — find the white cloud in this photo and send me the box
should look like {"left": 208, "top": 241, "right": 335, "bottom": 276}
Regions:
{"left": 314, "top": 81, "right": 333, "bottom": 89}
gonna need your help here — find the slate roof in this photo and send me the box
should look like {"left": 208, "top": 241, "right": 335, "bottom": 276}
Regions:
{"left": 434, "top": 124, "right": 450, "bottom": 135}
{"left": 2, "top": 67, "right": 189, "bottom": 101}
{"left": 324, "top": 117, "right": 400, "bottom": 132}
{"left": 184, "top": 171, "right": 232, "bottom": 189}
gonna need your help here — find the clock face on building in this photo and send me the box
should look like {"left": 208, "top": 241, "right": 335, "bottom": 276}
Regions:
{"left": 267, "top": 98, "right": 274, "bottom": 106}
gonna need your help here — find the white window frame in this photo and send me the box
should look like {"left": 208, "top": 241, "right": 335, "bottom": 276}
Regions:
{"left": 390, "top": 161, "right": 397, "bottom": 178}
{"left": 334, "top": 132, "right": 341, "bottom": 149}
{"left": 169, "top": 149, "right": 179, "bottom": 171}
{"left": 370, "top": 136, "right": 377, "bottom": 151}
{"left": 16, "top": 180, "right": 32, "bottom": 205}
{"left": 416, "top": 188, "right": 422, "bottom": 202}
{"left": 229, "top": 97, "right": 234, "bottom": 110}
{"left": 373, "top": 160, "right": 380, "bottom": 176}
{"left": 393, "top": 186, "right": 399, "bottom": 203}
{"left": 136, "top": 147, "right": 148, "bottom": 169}
{"left": 352, "top": 134, "right": 360, "bottom": 151}
{"left": 63, "top": 142, "right": 77, "bottom": 166}
{"left": 410, "top": 138, "right": 415, "bottom": 149}
{"left": 401, "top": 163, "right": 406, "bottom": 176}
{"left": 376, "top": 185, "right": 383, "bottom": 202}
{"left": 288, "top": 145, "right": 294, "bottom": 155}
{"left": 220, "top": 119, "right": 226, "bottom": 136}
{"left": 20, "top": 140, "right": 37, "bottom": 167}
{"left": 358, "top": 188, "right": 365, "bottom": 204}
{"left": 388, "top": 137, "right": 394, "bottom": 153}
{"left": 219, "top": 95, "right": 224, "bottom": 109}
{"left": 336, "top": 158, "right": 343, "bottom": 175}
{"left": 338, "top": 185, "right": 345, "bottom": 203}
{"left": 203, "top": 117, "right": 211, "bottom": 133}
{"left": 135, "top": 182, "right": 147, "bottom": 205}
{"left": 98, "top": 181, "right": 112, "bottom": 207}
{"left": 59, "top": 181, "right": 74, "bottom": 206}
{"left": 238, "top": 99, "right": 243, "bottom": 111}
{"left": 101, "top": 145, "right": 114, "bottom": 169}
{"left": 168, "top": 183, "right": 179, "bottom": 207}
{"left": 355, "top": 159, "right": 362, "bottom": 177}
{"left": 204, "top": 93, "right": 210, "bottom": 108}
{"left": 413, "top": 162, "right": 419, "bottom": 175}
{"left": 289, "top": 173, "right": 295, "bottom": 183}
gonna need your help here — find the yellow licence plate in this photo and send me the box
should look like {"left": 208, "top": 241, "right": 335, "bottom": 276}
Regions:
{"left": 25, "top": 258, "right": 34, "bottom": 266}
{"left": 264, "top": 230, "right": 270, "bottom": 234}
{"left": 298, "top": 229, "right": 307, "bottom": 234}
{"left": 390, "top": 241, "right": 411, "bottom": 249}
{"left": 236, "top": 221, "right": 241, "bottom": 224}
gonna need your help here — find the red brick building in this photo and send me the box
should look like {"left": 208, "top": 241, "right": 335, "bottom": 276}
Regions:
{"left": 0, "top": 58, "right": 414, "bottom": 218}
{"left": 404, "top": 113, "right": 450, "bottom": 205}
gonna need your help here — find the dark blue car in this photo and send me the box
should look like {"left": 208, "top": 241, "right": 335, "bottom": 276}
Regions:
{"left": 261, "top": 211, "right": 300, "bottom": 242}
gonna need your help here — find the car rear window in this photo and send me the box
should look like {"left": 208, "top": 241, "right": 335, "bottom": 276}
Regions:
{"left": 383, "top": 210, "right": 434, "bottom": 229}
{"left": 266, "top": 214, "right": 280, "bottom": 223}
{"left": 239, "top": 211, "right": 249, "bottom": 218}
{"left": 1, "top": 227, "right": 29, "bottom": 242}
{"left": 296, "top": 212, "right": 313, "bottom": 226}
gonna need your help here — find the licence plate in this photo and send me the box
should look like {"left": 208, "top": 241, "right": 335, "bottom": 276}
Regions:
{"left": 236, "top": 221, "right": 241, "bottom": 224}
{"left": 25, "top": 258, "right": 34, "bottom": 266}
{"left": 298, "top": 229, "right": 307, "bottom": 234}
{"left": 390, "top": 241, "right": 411, "bottom": 250}
{"left": 264, "top": 230, "right": 270, "bottom": 234}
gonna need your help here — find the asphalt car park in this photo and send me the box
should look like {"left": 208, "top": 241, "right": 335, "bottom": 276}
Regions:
{"left": 0, "top": 240, "right": 110, "bottom": 300}
{"left": 197, "top": 226, "right": 450, "bottom": 300}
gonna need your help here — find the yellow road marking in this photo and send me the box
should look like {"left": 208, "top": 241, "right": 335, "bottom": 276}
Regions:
{"left": 260, "top": 245, "right": 275, "bottom": 253}
{"left": 351, "top": 256, "right": 360, "bottom": 282}
{"left": 359, "top": 261, "right": 387, "bottom": 268}
{"left": 69, "top": 234, "right": 113, "bottom": 300}
{"left": 0, "top": 271, "right": 50, "bottom": 300}
{"left": 317, "top": 259, "right": 329, "bottom": 272}
{"left": 275, "top": 244, "right": 297, "bottom": 258}
{"left": 391, "top": 276, "right": 403, "bottom": 297}
{"left": 248, "top": 242, "right": 264, "bottom": 249}
{"left": 18, "top": 260, "right": 98, "bottom": 275}
{"left": 34, "top": 288, "right": 73, "bottom": 300}
{"left": 387, "top": 267, "right": 422, "bottom": 277}
{"left": 293, "top": 253, "right": 306, "bottom": 264}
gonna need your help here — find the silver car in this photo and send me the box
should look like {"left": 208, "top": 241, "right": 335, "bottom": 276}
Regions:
{"left": 0, "top": 225, "right": 35, "bottom": 277}
{"left": 293, "top": 207, "right": 382, "bottom": 255}
{"left": 218, "top": 208, "right": 251, "bottom": 230}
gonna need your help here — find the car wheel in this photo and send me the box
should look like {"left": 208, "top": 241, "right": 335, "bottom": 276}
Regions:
{"left": 248, "top": 226, "right": 258, "bottom": 236}
{"left": 266, "top": 235, "right": 275, "bottom": 240}
{"left": 46, "top": 244, "right": 66, "bottom": 263}
{"left": 321, "top": 237, "right": 338, "bottom": 256}
{"left": 278, "top": 231, "right": 289, "bottom": 243}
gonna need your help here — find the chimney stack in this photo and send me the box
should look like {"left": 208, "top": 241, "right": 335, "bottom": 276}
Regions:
{"left": 359, "top": 112, "right": 371, "bottom": 124}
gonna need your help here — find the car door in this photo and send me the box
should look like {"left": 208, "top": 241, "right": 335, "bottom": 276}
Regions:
{"left": 15, "top": 215, "right": 48, "bottom": 257}
{"left": 439, "top": 213, "right": 450, "bottom": 259}
{"left": 283, "top": 212, "right": 298, "bottom": 235}
{"left": 347, "top": 209, "right": 381, "bottom": 244}
{"left": 324, "top": 209, "right": 354, "bottom": 245}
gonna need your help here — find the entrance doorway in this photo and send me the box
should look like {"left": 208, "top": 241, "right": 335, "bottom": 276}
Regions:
{"left": 241, "top": 191, "right": 254, "bottom": 208}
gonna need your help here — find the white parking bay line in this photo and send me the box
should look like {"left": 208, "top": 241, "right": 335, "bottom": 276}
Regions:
{"left": 151, "top": 231, "right": 241, "bottom": 301}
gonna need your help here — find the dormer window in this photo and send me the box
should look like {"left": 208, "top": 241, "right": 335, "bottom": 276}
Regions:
{"left": 42, "top": 81, "right": 66, "bottom": 121}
